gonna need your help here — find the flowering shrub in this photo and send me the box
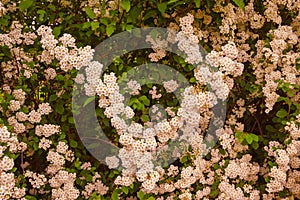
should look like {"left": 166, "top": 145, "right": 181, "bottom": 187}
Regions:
{"left": 0, "top": 0, "right": 300, "bottom": 199}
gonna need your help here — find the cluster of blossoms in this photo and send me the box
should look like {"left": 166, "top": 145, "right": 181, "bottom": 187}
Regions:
{"left": 82, "top": 172, "right": 109, "bottom": 198}
{"left": 91, "top": 71, "right": 167, "bottom": 189}
{"left": 37, "top": 25, "right": 94, "bottom": 72}
{"left": 149, "top": 86, "right": 162, "bottom": 99}
{"left": 176, "top": 13, "right": 203, "bottom": 64}
{"left": 0, "top": 0, "right": 299, "bottom": 198}
{"left": 251, "top": 25, "right": 300, "bottom": 113}
{"left": 71, "top": 9, "right": 246, "bottom": 195}
{"left": 262, "top": 115, "right": 300, "bottom": 198}
{"left": 146, "top": 34, "right": 168, "bottom": 62}
{"left": 0, "top": 21, "right": 36, "bottom": 81}
{"left": 126, "top": 80, "right": 142, "bottom": 95}
{"left": 25, "top": 137, "right": 78, "bottom": 199}
{"left": 0, "top": 125, "right": 26, "bottom": 199}
{"left": 197, "top": 42, "right": 243, "bottom": 100}
{"left": 49, "top": 170, "right": 79, "bottom": 199}
{"left": 163, "top": 80, "right": 179, "bottom": 93}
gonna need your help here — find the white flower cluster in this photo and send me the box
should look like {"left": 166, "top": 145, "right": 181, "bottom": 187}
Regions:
{"left": 90, "top": 66, "right": 224, "bottom": 190}
{"left": 139, "top": 169, "right": 160, "bottom": 191}
{"left": 175, "top": 14, "right": 237, "bottom": 102}
{"left": 149, "top": 86, "right": 162, "bottom": 99}
{"left": 0, "top": 1, "right": 7, "bottom": 18}
{"left": 24, "top": 171, "right": 47, "bottom": 189}
{"left": 126, "top": 80, "right": 141, "bottom": 95}
{"left": 0, "top": 21, "right": 37, "bottom": 48}
{"left": 82, "top": 173, "right": 109, "bottom": 198}
{"left": 176, "top": 13, "right": 203, "bottom": 64}
{"left": 0, "top": 126, "right": 10, "bottom": 143}
{"left": 163, "top": 80, "right": 179, "bottom": 93}
{"left": 12, "top": 89, "right": 26, "bottom": 105}
{"left": 37, "top": 26, "right": 94, "bottom": 71}
{"left": 224, "top": 156, "right": 259, "bottom": 182}
{"left": 146, "top": 33, "right": 169, "bottom": 62}
{"left": 252, "top": 25, "right": 300, "bottom": 113}
{"left": 35, "top": 124, "right": 60, "bottom": 137}
{"left": 49, "top": 170, "right": 80, "bottom": 200}
{"left": 37, "top": 103, "right": 52, "bottom": 115}
{"left": 8, "top": 100, "right": 21, "bottom": 112}
{"left": 74, "top": 13, "right": 245, "bottom": 191}
{"left": 0, "top": 125, "right": 26, "bottom": 199}
{"left": 263, "top": 116, "right": 300, "bottom": 197}
{"left": 105, "top": 155, "right": 119, "bottom": 169}
{"left": 84, "top": 61, "right": 104, "bottom": 96}
{"left": 207, "top": 42, "right": 244, "bottom": 77}
{"left": 46, "top": 145, "right": 74, "bottom": 176}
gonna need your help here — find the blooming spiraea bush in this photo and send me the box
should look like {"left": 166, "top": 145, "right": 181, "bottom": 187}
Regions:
{"left": 0, "top": 0, "right": 300, "bottom": 199}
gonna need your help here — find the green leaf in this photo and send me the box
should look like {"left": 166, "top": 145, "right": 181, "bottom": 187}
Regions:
{"left": 130, "top": 183, "right": 134, "bottom": 189}
{"left": 128, "top": 5, "right": 142, "bottom": 23}
{"left": 49, "top": 94, "right": 58, "bottom": 102}
{"left": 74, "top": 158, "right": 82, "bottom": 169}
{"left": 141, "top": 115, "right": 150, "bottom": 122}
{"left": 61, "top": 115, "right": 67, "bottom": 122}
{"left": 68, "top": 117, "right": 74, "bottom": 124}
{"left": 157, "top": 3, "right": 167, "bottom": 15}
{"left": 266, "top": 125, "right": 277, "bottom": 133}
{"left": 296, "top": 63, "right": 300, "bottom": 70}
{"left": 126, "top": 24, "right": 135, "bottom": 31}
{"left": 1, "top": 46, "right": 12, "bottom": 58}
{"left": 137, "top": 191, "right": 145, "bottom": 200}
{"left": 85, "top": 7, "right": 95, "bottom": 19}
{"left": 25, "top": 196, "right": 37, "bottom": 200}
{"left": 83, "top": 22, "right": 91, "bottom": 29}
{"left": 147, "top": 197, "right": 155, "bottom": 200}
{"left": 37, "top": 10, "right": 46, "bottom": 21}
{"left": 111, "top": 190, "right": 119, "bottom": 200}
{"left": 287, "top": 90, "right": 294, "bottom": 97}
{"left": 0, "top": 18, "right": 9, "bottom": 26}
{"left": 136, "top": 102, "right": 145, "bottom": 111}
{"left": 268, "top": 161, "right": 277, "bottom": 167}
{"left": 232, "top": 0, "right": 245, "bottom": 10}
{"left": 91, "top": 22, "right": 99, "bottom": 30}
{"left": 121, "top": 0, "right": 131, "bottom": 12}
{"left": 48, "top": 4, "right": 56, "bottom": 11}
{"left": 252, "top": 141, "right": 259, "bottom": 150}
{"left": 167, "top": 0, "right": 179, "bottom": 3}
{"left": 235, "top": 131, "right": 245, "bottom": 143}
{"left": 139, "top": 95, "right": 150, "bottom": 106}
{"left": 264, "top": 176, "right": 270, "bottom": 183}
{"left": 53, "top": 26, "right": 62, "bottom": 37}
{"left": 144, "top": 10, "right": 158, "bottom": 20}
{"left": 83, "top": 96, "right": 95, "bottom": 107}
{"left": 250, "top": 133, "right": 259, "bottom": 142}
{"left": 184, "top": 64, "right": 195, "bottom": 72}
{"left": 100, "top": 18, "right": 109, "bottom": 26}
{"left": 181, "top": 155, "right": 188, "bottom": 163}
{"left": 70, "top": 140, "right": 78, "bottom": 148}
{"left": 246, "top": 134, "right": 253, "bottom": 144}
{"left": 121, "top": 186, "right": 129, "bottom": 194}
{"left": 129, "top": 97, "right": 139, "bottom": 106}
{"left": 276, "top": 109, "right": 288, "bottom": 118}
{"left": 56, "top": 102, "right": 65, "bottom": 115}
{"left": 58, "top": 133, "right": 66, "bottom": 140}
{"left": 87, "top": 143, "right": 100, "bottom": 149}
{"left": 190, "top": 77, "right": 196, "bottom": 83}
{"left": 209, "top": 190, "right": 219, "bottom": 198}
{"left": 19, "top": 0, "right": 34, "bottom": 11}
{"left": 194, "top": 0, "right": 201, "bottom": 7}
{"left": 106, "top": 24, "right": 115, "bottom": 37}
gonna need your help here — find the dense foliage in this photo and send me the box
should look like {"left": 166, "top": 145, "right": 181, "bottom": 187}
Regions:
{"left": 0, "top": 0, "right": 300, "bottom": 199}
